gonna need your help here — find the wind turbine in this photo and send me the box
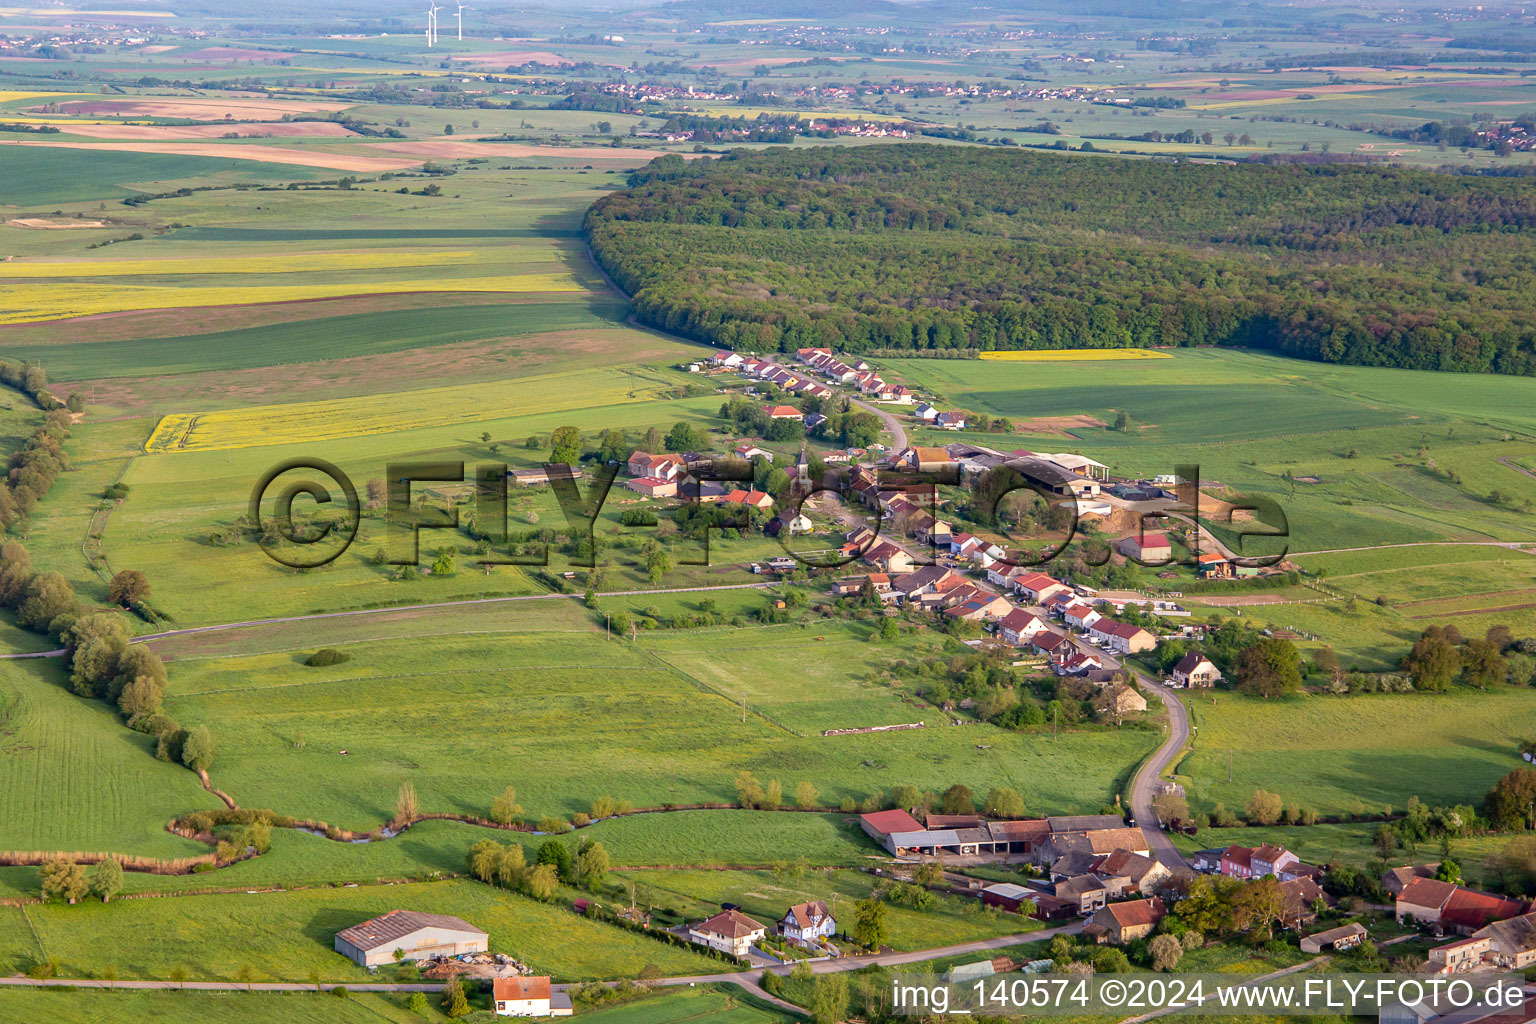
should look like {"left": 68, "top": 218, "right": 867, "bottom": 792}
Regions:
{"left": 455, "top": 2, "right": 470, "bottom": 41}
{"left": 426, "top": 1, "right": 441, "bottom": 46}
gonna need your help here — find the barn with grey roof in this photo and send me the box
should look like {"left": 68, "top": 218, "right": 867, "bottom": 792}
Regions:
{"left": 334, "top": 910, "right": 489, "bottom": 967}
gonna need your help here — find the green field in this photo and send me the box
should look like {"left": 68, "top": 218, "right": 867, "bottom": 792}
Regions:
{"left": 8, "top": 878, "right": 721, "bottom": 982}
{"left": 158, "top": 622, "right": 1153, "bottom": 835}
{"left": 5, "top": 10, "right": 1536, "bottom": 1012}
{"left": 1176, "top": 688, "right": 1536, "bottom": 818}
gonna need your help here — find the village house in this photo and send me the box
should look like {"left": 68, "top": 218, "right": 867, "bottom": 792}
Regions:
{"left": 1090, "top": 619, "right": 1157, "bottom": 655}
{"left": 1170, "top": 652, "right": 1222, "bottom": 688}
{"left": 688, "top": 909, "right": 768, "bottom": 958}
{"left": 1054, "top": 650, "right": 1104, "bottom": 677}
{"left": 1280, "top": 877, "right": 1331, "bottom": 927}
{"left": 1031, "top": 630, "right": 1072, "bottom": 659}
{"left": 1118, "top": 533, "right": 1173, "bottom": 564}
{"left": 1011, "top": 571, "right": 1071, "bottom": 604}
{"left": 1093, "top": 848, "right": 1170, "bottom": 894}
{"left": 1062, "top": 601, "right": 1102, "bottom": 631}
{"left": 627, "top": 451, "right": 682, "bottom": 480}
{"left": 1055, "top": 874, "right": 1113, "bottom": 914}
{"left": 723, "top": 488, "right": 774, "bottom": 510}
{"left": 333, "top": 911, "right": 488, "bottom": 967}
{"left": 734, "top": 443, "right": 772, "bottom": 461}
{"left": 863, "top": 539, "right": 915, "bottom": 576}
{"left": 944, "top": 591, "right": 1013, "bottom": 623}
{"left": 492, "top": 976, "right": 572, "bottom": 1018}
{"left": 779, "top": 901, "right": 836, "bottom": 947}
{"left": 914, "top": 403, "right": 940, "bottom": 421}
{"left": 626, "top": 476, "right": 678, "bottom": 498}
{"left": 998, "top": 608, "right": 1047, "bottom": 646}
{"left": 1382, "top": 864, "right": 1440, "bottom": 896}
{"left": 935, "top": 411, "right": 967, "bottom": 430}
{"left": 766, "top": 405, "right": 803, "bottom": 420}
{"left": 1087, "top": 897, "right": 1165, "bottom": 945}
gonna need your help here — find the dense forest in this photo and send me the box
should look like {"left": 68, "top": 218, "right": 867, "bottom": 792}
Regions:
{"left": 584, "top": 145, "right": 1536, "bottom": 375}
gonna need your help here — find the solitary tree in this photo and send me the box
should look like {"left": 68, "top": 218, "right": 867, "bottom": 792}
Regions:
{"left": 107, "top": 569, "right": 149, "bottom": 607}
{"left": 794, "top": 780, "right": 819, "bottom": 809}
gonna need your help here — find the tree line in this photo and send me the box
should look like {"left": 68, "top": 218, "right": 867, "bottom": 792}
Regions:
{"left": 585, "top": 145, "right": 1536, "bottom": 375}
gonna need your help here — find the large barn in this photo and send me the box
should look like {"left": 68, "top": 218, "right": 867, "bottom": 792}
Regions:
{"left": 334, "top": 910, "right": 489, "bottom": 967}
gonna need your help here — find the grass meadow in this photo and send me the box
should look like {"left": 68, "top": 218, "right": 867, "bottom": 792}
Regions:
{"left": 1174, "top": 688, "right": 1536, "bottom": 819}
{"left": 157, "top": 622, "right": 1156, "bottom": 834}
{"left": 12, "top": 878, "right": 722, "bottom": 982}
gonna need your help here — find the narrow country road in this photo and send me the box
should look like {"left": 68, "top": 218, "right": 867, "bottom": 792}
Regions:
{"left": 1123, "top": 668, "right": 1194, "bottom": 873}
{"left": 847, "top": 395, "right": 907, "bottom": 451}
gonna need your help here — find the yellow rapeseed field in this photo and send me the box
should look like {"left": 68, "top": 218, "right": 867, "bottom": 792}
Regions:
{"left": 0, "top": 273, "right": 586, "bottom": 325}
{"left": 978, "top": 349, "right": 1174, "bottom": 362}
{"left": 144, "top": 369, "right": 654, "bottom": 453}
{"left": 2, "top": 251, "right": 489, "bottom": 277}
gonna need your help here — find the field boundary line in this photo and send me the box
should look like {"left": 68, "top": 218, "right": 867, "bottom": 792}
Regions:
{"left": 18, "top": 904, "right": 46, "bottom": 960}
{"left": 638, "top": 648, "right": 801, "bottom": 738}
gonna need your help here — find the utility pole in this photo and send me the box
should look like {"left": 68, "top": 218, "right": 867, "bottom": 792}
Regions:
{"left": 605, "top": 612, "right": 610, "bottom": 641}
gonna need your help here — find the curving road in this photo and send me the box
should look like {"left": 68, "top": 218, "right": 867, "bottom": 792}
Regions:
{"left": 847, "top": 395, "right": 907, "bottom": 451}
{"left": 1123, "top": 669, "right": 1194, "bottom": 872}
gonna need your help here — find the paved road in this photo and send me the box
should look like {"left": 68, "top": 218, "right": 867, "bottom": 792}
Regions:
{"left": 1122, "top": 668, "right": 1194, "bottom": 873}
{"left": 847, "top": 395, "right": 907, "bottom": 451}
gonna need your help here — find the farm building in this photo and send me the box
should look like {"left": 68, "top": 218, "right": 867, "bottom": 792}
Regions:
{"left": 492, "top": 975, "right": 573, "bottom": 1017}
{"left": 1300, "top": 923, "right": 1367, "bottom": 954}
{"left": 626, "top": 476, "right": 678, "bottom": 498}
{"left": 1118, "top": 532, "right": 1172, "bottom": 563}
{"left": 333, "top": 910, "right": 488, "bottom": 967}
{"left": 980, "top": 883, "right": 1038, "bottom": 914}
{"left": 1087, "top": 897, "right": 1165, "bottom": 945}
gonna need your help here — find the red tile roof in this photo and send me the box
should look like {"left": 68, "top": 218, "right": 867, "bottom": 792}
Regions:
{"left": 861, "top": 808, "right": 924, "bottom": 835}
{"left": 493, "top": 976, "right": 551, "bottom": 1002}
